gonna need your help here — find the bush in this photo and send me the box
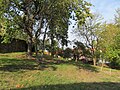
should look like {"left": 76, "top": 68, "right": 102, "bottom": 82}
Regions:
{"left": 110, "top": 57, "right": 120, "bottom": 69}
{"left": 63, "top": 48, "right": 73, "bottom": 58}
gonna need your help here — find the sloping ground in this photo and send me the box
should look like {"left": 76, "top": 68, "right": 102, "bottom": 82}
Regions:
{"left": 0, "top": 53, "right": 120, "bottom": 90}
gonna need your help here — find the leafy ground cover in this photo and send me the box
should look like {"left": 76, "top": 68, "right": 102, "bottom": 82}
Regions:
{"left": 0, "top": 53, "right": 120, "bottom": 90}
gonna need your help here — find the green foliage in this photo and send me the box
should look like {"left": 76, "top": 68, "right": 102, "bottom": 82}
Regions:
{"left": 115, "top": 8, "right": 120, "bottom": 27}
{"left": 98, "top": 23, "right": 120, "bottom": 68}
{"left": 0, "top": 0, "right": 92, "bottom": 56}
{"left": 75, "top": 13, "right": 103, "bottom": 49}
{"left": 63, "top": 48, "right": 73, "bottom": 58}
{"left": 74, "top": 41, "right": 85, "bottom": 49}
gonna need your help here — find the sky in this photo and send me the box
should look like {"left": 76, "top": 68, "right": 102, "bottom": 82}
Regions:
{"left": 87, "top": 0, "right": 120, "bottom": 22}
{"left": 68, "top": 0, "right": 120, "bottom": 48}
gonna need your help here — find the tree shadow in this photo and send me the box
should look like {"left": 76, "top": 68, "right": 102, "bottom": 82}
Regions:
{"left": 36, "top": 58, "right": 98, "bottom": 72}
{"left": 0, "top": 58, "right": 38, "bottom": 72}
{"left": 11, "top": 82, "right": 120, "bottom": 90}
{"left": 0, "top": 64, "right": 37, "bottom": 72}
{"left": 0, "top": 58, "right": 58, "bottom": 72}
{"left": 37, "top": 55, "right": 98, "bottom": 72}
{"left": 64, "top": 60, "right": 98, "bottom": 72}
{"left": 0, "top": 56, "right": 98, "bottom": 72}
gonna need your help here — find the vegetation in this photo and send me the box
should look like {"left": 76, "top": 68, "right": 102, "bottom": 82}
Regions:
{"left": 73, "top": 10, "right": 120, "bottom": 68}
{"left": 0, "top": 53, "right": 120, "bottom": 90}
{"left": 0, "top": 0, "right": 120, "bottom": 90}
{"left": 98, "top": 24, "right": 120, "bottom": 69}
{"left": 0, "top": 0, "right": 91, "bottom": 57}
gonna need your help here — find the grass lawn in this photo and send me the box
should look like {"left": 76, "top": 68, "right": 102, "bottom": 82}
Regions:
{"left": 0, "top": 52, "right": 120, "bottom": 90}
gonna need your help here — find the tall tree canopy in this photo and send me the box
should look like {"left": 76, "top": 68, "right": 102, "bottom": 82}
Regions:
{"left": 0, "top": 0, "right": 91, "bottom": 57}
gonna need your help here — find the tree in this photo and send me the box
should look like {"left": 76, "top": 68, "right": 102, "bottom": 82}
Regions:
{"left": 74, "top": 13, "right": 103, "bottom": 65}
{"left": 0, "top": 0, "right": 91, "bottom": 58}
{"left": 115, "top": 8, "right": 120, "bottom": 27}
{"left": 98, "top": 24, "right": 120, "bottom": 69}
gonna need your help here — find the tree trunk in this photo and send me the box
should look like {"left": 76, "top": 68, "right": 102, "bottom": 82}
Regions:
{"left": 92, "top": 47, "right": 96, "bottom": 66}
{"left": 75, "top": 58, "right": 78, "bottom": 62}
{"left": 93, "top": 57, "right": 96, "bottom": 66}
{"left": 42, "top": 26, "right": 48, "bottom": 55}
{"left": 35, "top": 42, "right": 38, "bottom": 58}
{"left": 101, "top": 60, "right": 104, "bottom": 71}
{"left": 50, "top": 33, "right": 55, "bottom": 57}
{"left": 27, "top": 36, "right": 32, "bottom": 59}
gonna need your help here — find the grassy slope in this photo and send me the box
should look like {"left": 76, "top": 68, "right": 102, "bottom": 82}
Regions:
{"left": 0, "top": 53, "right": 120, "bottom": 90}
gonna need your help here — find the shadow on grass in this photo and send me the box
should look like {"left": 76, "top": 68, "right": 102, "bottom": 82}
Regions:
{"left": 38, "top": 59, "right": 98, "bottom": 72}
{"left": 11, "top": 82, "right": 120, "bottom": 90}
{"left": 65, "top": 60, "right": 98, "bottom": 72}
{"left": 0, "top": 58, "right": 58, "bottom": 72}
{"left": 0, "top": 56, "right": 98, "bottom": 72}
{"left": 0, "top": 58, "right": 38, "bottom": 72}
{"left": 38, "top": 55, "right": 98, "bottom": 72}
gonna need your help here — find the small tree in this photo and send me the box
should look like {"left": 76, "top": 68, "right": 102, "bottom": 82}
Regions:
{"left": 98, "top": 24, "right": 120, "bottom": 69}
{"left": 74, "top": 13, "right": 103, "bottom": 65}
